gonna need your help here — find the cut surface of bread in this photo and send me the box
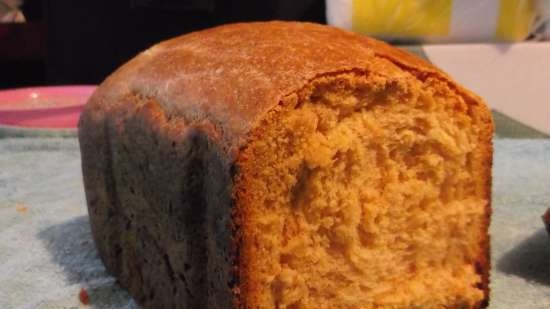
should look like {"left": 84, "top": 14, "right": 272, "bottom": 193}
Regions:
{"left": 79, "top": 21, "right": 493, "bottom": 309}
{"left": 237, "top": 73, "right": 490, "bottom": 309}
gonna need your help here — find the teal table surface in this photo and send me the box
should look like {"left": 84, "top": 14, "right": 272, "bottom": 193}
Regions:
{"left": 0, "top": 138, "right": 549, "bottom": 308}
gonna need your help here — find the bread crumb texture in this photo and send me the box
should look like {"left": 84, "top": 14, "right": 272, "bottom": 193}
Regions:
{"left": 236, "top": 70, "right": 489, "bottom": 309}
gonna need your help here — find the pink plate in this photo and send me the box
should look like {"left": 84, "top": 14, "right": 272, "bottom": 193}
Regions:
{"left": 0, "top": 85, "right": 96, "bottom": 129}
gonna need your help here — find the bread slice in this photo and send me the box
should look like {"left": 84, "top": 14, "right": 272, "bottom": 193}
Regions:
{"left": 79, "top": 21, "right": 493, "bottom": 309}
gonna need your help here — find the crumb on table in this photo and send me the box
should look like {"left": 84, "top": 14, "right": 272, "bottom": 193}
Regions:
{"left": 79, "top": 288, "right": 90, "bottom": 305}
{"left": 15, "top": 203, "right": 28, "bottom": 214}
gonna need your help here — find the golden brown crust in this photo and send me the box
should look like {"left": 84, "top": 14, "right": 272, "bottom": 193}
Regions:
{"left": 80, "top": 21, "right": 493, "bottom": 309}
{"left": 84, "top": 22, "right": 413, "bottom": 154}
{"left": 84, "top": 20, "right": 492, "bottom": 153}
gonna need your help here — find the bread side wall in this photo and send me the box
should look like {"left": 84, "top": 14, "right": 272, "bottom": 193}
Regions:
{"left": 79, "top": 95, "right": 237, "bottom": 309}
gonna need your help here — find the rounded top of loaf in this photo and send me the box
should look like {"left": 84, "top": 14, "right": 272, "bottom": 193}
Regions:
{"left": 82, "top": 21, "right": 486, "bottom": 154}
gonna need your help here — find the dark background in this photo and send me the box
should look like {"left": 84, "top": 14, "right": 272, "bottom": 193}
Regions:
{"left": 0, "top": 0, "right": 325, "bottom": 89}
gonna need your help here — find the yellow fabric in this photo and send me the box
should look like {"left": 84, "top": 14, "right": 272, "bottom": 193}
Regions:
{"left": 496, "top": 0, "right": 536, "bottom": 41}
{"left": 352, "top": 0, "right": 452, "bottom": 37}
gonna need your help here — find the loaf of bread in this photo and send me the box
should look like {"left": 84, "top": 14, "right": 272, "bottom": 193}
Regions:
{"left": 79, "top": 22, "right": 493, "bottom": 309}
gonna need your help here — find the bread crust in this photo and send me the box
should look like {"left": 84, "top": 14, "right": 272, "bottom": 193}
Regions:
{"left": 544, "top": 208, "right": 550, "bottom": 235}
{"left": 79, "top": 21, "right": 493, "bottom": 309}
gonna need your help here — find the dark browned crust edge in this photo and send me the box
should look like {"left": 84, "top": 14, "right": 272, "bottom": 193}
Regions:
{"left": 543, "top": 208, "right": 550, "bottom": 235}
